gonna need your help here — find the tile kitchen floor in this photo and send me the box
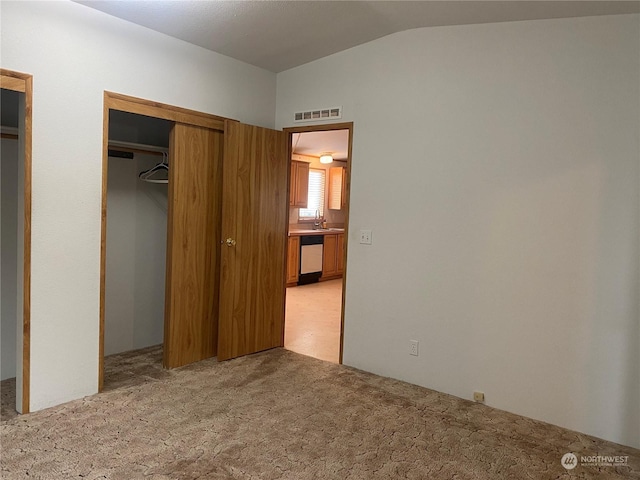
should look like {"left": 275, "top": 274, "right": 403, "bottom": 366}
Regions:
{"left": 284, "top": 279, "right": 342, "bottom": 364}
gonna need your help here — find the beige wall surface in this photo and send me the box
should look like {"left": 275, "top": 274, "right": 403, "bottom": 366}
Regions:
{"left": 276, "top": 14, "right": 640, "bottom": 448}
{"left": 0, "top": 1, "right": 277, "bottom": 411}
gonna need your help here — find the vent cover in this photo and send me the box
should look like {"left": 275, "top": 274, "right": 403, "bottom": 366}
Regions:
{"left": 294, "top": 106, "right": 342, "bottom": 123}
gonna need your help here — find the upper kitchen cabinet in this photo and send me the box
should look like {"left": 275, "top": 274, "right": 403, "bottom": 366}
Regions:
{"left": 329, "top": 166, "right": 346, "bottom": 210}
{"left": 290, "top": 160, "right": 309, "bottom": 208}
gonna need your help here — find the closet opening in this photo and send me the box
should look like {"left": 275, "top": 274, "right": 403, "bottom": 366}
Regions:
{"left": 103, "top": 110, "right": 173, "bottom": 391}
{"left": 100, "top": 91, "right": 289, "bottom": 388}
{"left": 1, "top": 69, "right": 32, "bottom": 419}
{"left": 1, "top": 88, "right": 21, "bottom": 419}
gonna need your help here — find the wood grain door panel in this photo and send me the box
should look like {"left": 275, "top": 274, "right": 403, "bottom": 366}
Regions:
{"left": 164, "top": 123, "right": 223, "bottom": 368}
{"left": 218, "top": 121, "right": 288, "bottom": 361}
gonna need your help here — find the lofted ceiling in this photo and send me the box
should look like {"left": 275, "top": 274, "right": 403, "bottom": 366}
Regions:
{"left": 75, "top": 1, "right": 640, "bottom": 73}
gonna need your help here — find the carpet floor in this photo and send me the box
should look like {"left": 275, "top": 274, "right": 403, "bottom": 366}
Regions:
{"left": 0, "top": 377, "right": 17, "bottom": 422}
{"left": 1, "top": 348, "right": 638, "bottom": 479}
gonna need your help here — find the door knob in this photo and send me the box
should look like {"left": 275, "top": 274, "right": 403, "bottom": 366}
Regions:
{"left": 225, "top": 238, "right": 237, "bottom": 247}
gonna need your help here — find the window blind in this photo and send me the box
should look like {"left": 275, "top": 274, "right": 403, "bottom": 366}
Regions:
{"left": 299, "top": 168, "right": 325, "bottom": 219}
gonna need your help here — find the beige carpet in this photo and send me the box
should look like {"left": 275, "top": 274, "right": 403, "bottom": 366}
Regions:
{"left": 1, "top": 347, "right": 638, "bottom": 479}
{"left": 0, "top": 377, "right": 17, "bottom": 422}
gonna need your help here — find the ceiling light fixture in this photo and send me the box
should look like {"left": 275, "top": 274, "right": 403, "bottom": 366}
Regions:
{"left": 320, "top": 153, "right": 333, "bottom": 164}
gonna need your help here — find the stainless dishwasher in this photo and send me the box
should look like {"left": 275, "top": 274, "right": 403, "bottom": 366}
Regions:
{"left": 298, "top": 235, "right": 323, "bottom": 285}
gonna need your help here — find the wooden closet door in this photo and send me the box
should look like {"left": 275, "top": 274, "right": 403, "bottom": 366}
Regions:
{"left": 164, "top": 123, "right": 223, "bottom": 368}
{"left": 218, "top": 121, "right": 288, "bottom": 361}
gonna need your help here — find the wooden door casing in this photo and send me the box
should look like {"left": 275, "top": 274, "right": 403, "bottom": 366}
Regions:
{"left": 218, "top": 121, "right": 289, "bottom": 361}
{"left": 164, "top": 123, "right": 223, "bottom": 369}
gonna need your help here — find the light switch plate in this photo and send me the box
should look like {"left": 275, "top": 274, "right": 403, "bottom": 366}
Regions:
{"left": 359, "top": 229, "right": 372, "bottom": 245}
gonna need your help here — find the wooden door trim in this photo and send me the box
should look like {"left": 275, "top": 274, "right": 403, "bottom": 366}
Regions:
{"left": 0, "top": 74, "right": 26, "bottom": 93}
{"left": 99, "top": 92, "right": 229, "bottom": 390}
{"left": 283, "top": 122, "right": 353, "bottom": 364}
{"left": 284, "top": 122, "right": 353, "bottom": 135}
{"left": 104, "top": 92, "right": 230, "bottom": 131}
{"left": 1, "top": 69, "right": 32, "bottom": 413}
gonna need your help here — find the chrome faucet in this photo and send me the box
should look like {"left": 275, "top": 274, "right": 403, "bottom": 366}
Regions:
{"left": 313, "top": 209, "right": 321, "bottom": 229}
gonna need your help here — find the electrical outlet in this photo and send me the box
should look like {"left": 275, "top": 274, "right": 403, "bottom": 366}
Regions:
{"left": 473, "top": 391, "right": 485, "bottom": 403}
{"left": 409, "top": 340, "right": 419, "bottom": 356}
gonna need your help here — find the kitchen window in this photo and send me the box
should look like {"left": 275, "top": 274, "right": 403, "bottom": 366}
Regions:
{"left": 299, "top": 168, "right": 325, "bottom": 219}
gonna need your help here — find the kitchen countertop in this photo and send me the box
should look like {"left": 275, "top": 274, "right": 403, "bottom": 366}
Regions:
{"left": 288, "top": 228, "right": 345, "bottom": 237}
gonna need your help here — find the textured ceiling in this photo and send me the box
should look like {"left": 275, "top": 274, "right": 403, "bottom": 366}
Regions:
{"left": 76, "top": 1, "right": 640, "bottom": 72}
{"left": 293, "top": 130, "right": 350, "bottom": 161}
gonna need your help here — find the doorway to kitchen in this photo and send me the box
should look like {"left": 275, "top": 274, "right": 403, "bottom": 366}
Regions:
{"left": 283, "top": 123, "right": 353, "bottom": 364}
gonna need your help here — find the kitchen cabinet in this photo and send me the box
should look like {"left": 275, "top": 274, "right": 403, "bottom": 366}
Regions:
{"left": 322, "top": 234, "right": 338, "bottom": 278}
{"left": 322, "top": 233, "right": 345, "bottom": 280}
{"left": 287, "top": 230, "right": 344, "bottom": 286}
{"left": 290, "top": 160, "right": 309, "bottom": 208}
{"left": 286, "top": 236, "right": 300, "bottom": 286}
{"left": 328, "top": 166, "right": 346, "bottom": 210}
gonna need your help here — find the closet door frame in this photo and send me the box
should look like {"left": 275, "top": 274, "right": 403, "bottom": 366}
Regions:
{"left": 99, "top": 92, "right": 229, "bottom": 390}
{"left": 0, "top": 69, "right": 33, "bottom": 413}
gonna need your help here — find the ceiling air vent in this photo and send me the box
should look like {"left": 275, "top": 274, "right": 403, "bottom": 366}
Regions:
{"left": 294, "top": 106, "right": 342, "bottom": 123}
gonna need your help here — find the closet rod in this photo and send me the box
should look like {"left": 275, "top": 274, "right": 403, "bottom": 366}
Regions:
{"left": 108, "top": 139, "right": 168, "bottom": 156}
{"left": 1, "top": 126, "right": 19, "bottom": 138}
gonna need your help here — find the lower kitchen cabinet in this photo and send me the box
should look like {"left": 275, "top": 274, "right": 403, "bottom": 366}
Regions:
{"left": 322, "top": 233, "right": 344, "bottom": 280}
{"left": 286, "top": 236, "right": 300, "bottom": 286}
{"left": 322, "top": 235, "right": 338, "bottom": 278}
{"left": 337, "top": 233, "right": 344, "bottom": 275}
{"left": 287, "top": 232, "right": 344, "bottom": 286}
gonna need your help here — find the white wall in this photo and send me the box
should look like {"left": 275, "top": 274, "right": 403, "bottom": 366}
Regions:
{"left": 0, "top": 0, "right": 277, "bottom": 411}
{"left": 276, "top": 15, "right": 640, "bottom": 448}
{"left": 1, "top": 138, "right": 18, "bottom": 381}
{"left": 105, "top": 154, "right": 167, "bottom": 356}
